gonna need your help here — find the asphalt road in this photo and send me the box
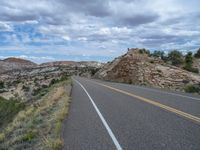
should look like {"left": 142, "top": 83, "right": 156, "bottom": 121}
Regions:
{"left": 63, "top": 77, "right": 200, "bottom": 150}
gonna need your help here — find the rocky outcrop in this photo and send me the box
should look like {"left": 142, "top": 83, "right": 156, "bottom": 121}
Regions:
{"left": 95, "top": 48, "right": 200, "bottom": 91}
{"left": 40, "top": 61, "right": 103, "bottom": 68}
{"left": 39, "top": 61, "right": 78, "bottom": 67}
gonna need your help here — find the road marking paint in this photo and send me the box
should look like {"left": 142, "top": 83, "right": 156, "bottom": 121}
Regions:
{"left": 93, "top": 79, "right": 200, "bottom": 102}
{"left": 74, "top": 79, "right": 123, "bottom": 150}
{"left": 92, "top": 81, "right": 200, "bottom": 123}
{"left": 125, "top": 84, "right": 200, "bottom": 102}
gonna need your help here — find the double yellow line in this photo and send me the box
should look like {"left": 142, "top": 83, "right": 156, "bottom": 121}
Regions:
{"left": 93, "top": 81, "right": 200, "bottom": 123}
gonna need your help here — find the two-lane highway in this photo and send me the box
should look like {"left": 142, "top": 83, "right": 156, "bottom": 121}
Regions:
{"left": 63, "top": 77, "right": 200, "bottom": 150}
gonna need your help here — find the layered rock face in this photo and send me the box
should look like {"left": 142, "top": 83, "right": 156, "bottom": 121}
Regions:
{"left": 95, "top": 48, "right": 200, "bottom": 91}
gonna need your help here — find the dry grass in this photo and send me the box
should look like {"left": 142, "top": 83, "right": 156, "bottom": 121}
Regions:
{"left": 0, "top": 80, "right": 71, "bottom": 150}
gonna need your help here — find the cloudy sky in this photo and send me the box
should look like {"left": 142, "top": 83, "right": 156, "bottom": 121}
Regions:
{"left": 0, "top": 0, "right": 200, "bottom": 63}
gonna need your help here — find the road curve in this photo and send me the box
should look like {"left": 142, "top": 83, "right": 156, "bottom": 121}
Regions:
{"left": 63, "top": 77, "right": 200, "bottom": 150}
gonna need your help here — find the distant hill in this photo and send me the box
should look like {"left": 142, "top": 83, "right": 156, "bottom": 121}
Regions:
{"left": 0, "top": 57, "right": 37, "bottom": 74}
{"left": 0, "top": 57, "right": 104, "bottom": 74}
{"left": 95, "top": 48, "right": 200, "bottom": 91}
{"left": 3, "top": 57, "right": 36, "bottom": 65}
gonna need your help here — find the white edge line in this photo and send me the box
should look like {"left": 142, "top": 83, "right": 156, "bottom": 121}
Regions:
{"left": 73, "top": 78, "right": 123, "bottom": 150}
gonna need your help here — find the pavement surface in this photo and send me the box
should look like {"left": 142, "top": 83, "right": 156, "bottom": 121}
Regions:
{"left": 63, "top": 76, "right": 200, "bottom": 150}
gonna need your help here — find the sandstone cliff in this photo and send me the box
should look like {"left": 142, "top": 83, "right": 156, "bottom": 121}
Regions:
{"left": 95, "top": 48, "right": 200, "bottom": 91}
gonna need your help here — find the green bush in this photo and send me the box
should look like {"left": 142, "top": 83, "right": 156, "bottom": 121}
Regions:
{"left": 50, "top": 79, "right": 58, "bottom": 85}
{"left": 138, "top": 49, "right": 150, "bottom": 56}
{"left": 22, "top": 130, "right": 37, "bottom": 142}
{"left": 51, "top": 139, "right": 63, "bottom": 150}
{"left": 0, "top": 96, "right": 25, "bottom": 128}
{"left": 0, "top": 81, "right": 5, "bottom": 89}
{"left": 194, "top": 48, "right": 200, "bottom": 58}
{"left": 22, "top": 85, "right": 30, "bottom": 92}
{"left": 50, "top": 75, "right": 69, "bottom": 86}
{"left": 185, "top": 52, "right": 193, "bottom": 65}
{"left": 34, "top": 78, "right": 38, "bottom": 83}
{"left": 91, "top": 68, "right": 100, "bottom": 76}
{"left": 151, "top": 51, "right": 165, "bottom": 58}
{"left": 168, "top": 50, "right": 184, "bottom": 66}
{"left": 32, "top": 88, "right": 48, "bottom": 97}
{"left": 12, "top": 80, "right": 21, "bottom": 85}
{"left": 184, "top": 85, "right": 200, "bottom": 93}
{"left": 183, "top": 52, "right": 199, "bottom": 73}
{"left": 60, "top": 75, "right": 69, "bottom": 81}
{"left": 183, "top": 66, "right": 199, "bottom": 73}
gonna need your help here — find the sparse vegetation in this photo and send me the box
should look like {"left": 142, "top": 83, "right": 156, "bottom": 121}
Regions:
{"left": 0, "top": 96, "right": 25, "bottom": 129}
{"left": 167, "top": 50, "right": 184, "bottom": 66}
{"left": 183, "top": 52, "right": 199, "bottom": 73}
{"left": 183, "top": 67, "right": 199, "bottom": 73}
{"left": 91, "top": 68, "right": 100, "bottom": 76}
{"left": 152, "top": 50, "right": 164, "bottom": 58}
{"left": 151, "top": 50, "right": 168, "bottom": 62}
{"left": 138, "top": 49, "right": 150, "bottom": 56}
{"left": 0, "top": 81, "right": 5, "bottom": 89}
{"left": 32, "top": 87, "right": 49, "bottom": 97}
{"left": 22, "top": 85, "right": 30, "bottom": 92}
{"left": 0, "top": 79, "right": 71, "bottom": 150}
{"left": 184, "top": 85, "right": 200, "bottom": 93}
{"left": 50, "top": 75, "right": 69, "bottom": 86}
{"left": 12, "top": 79, "right": 21, "bottom": 86}
{"left": 194, "top": 48, "right": 200, "bottom": 58}
{"left": 149, "top": 49, "right": 200, "bottom": 73}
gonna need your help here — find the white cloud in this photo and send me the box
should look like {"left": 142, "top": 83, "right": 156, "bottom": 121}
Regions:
{"left": 62, "top": 36, "right": 71, "bottom": 41}
{"left": 0, "top": 0, "right": 200, "bottom": 61}
{"left": 0, "top": 22, "right": 12, "bottom": 31}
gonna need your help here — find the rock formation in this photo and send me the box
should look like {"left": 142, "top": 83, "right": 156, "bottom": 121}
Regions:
{"left": 95, "top": 48, "right": 200, "bottom": 91}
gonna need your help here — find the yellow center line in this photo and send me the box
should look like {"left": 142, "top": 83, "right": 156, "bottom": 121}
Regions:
{"left": 91, "top": 81, "right": 200, "bottom": 123}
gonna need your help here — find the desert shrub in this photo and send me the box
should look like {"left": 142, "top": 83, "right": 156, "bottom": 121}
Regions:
{"left": 0, "top": 133, "right": 5, "bottom": 142}
{"left": 50, "top": 79, "right": 58, "bottom": 85}
{"left": 168, "top": 50, "right": 184, "bottom": 66}
{"left": 34, "top": 78, "right": 38, "bottom": 83}
{"left": 51, "top": 139, "right": 63, "bottom": 150}
{"left": 183, "top": 66, "right": 199, "bottom": 73}
{"left": 194, "top": 48, "right": 200, "bottom": 58}
{"left": 0, "top": 80, "right": 70, "bottom": 150}
{"left": 0, "top": 89, "right": 7, "bottom": 93}
{"left": 0, "top": 96, "right": 25, "bottom": 128}
{"left": 41, "top": 84, "right": 48, "bottom": 89}
{"left": 91, "top": 68, "right": 100, "bottom": 76}
{"left": 44, "top": 75, "right": 48, "bottom": 80}
{"left": 151, "top": 50, "right": 168, "bottom": 61}
{"left": 184, "top": 85, "right": 200, "bottom": 93}
{"left": 12, "top": 80, "right": 21, "bottom": 85}
{"left": 32, "top": 88, "right": 48, "bottom": 97}
{"left": 22, "top": 85, "right": 30, "bottom": 92}
{"left": 50, "top": 76, "right": 69, "bottom": 86}
{"left": 0, "top": 81, "right": 4, "bottom": 89}
{"left": 138, "top": 49, "right": 150, "bottom": 56}
{"left": 185, "top": 52, "right": 193, "bottom": 65}
{"left": 183, "top": 52, "right": 199, "bottom": 73}
{"left": 152, "top": 50, "right": 164, "bottom": 58}
{"left": 22, "top": 130, "right": 37, "bottom": 142}
{"left": 149, "top": 60, "right": 154, "bottom": 63}
{"left": 182, "top": 80, "right": 190, "bottom": 84}
{"left": 60, "top": 75, "right": 69, "bottom": 81}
